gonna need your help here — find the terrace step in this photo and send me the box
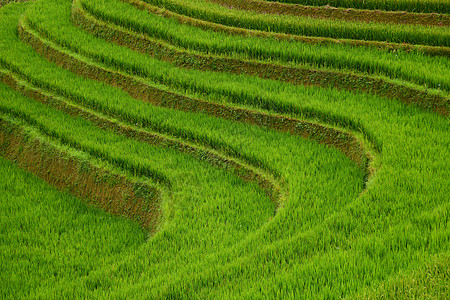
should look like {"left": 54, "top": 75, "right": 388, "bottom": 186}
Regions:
{"left": 208, "top": 0, "right": 450, "bottom": 27}
{"left": 71, "top": 2, "right": 449, "bottom": 115}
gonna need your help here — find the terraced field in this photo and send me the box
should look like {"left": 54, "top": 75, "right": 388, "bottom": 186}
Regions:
{"left": 0, "top": 0, "right": 448, "bottom": 298}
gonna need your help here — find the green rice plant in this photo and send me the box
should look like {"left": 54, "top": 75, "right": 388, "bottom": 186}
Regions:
{"left": 0, "top": 69, "right": 369, "bottom": 298}
{"left": 0, "top": 0, "right": 367, "bottom": 241}
{"left": 0, "top": 0, "right": 29, "bottom": 8}
{"left": 0, "top": 83, "right": 286, "bottom": 263}
{"left": 355, "top": 253, "right": 450, "bottom": 299}
{"left": 0, "top": 109, "right": 163, "bottom": 222}
{"left": 14, "top": 0, "right": 448, "bottom": 130}
{"left": 69, "top": 1, "right": 448, "bottom": 115}
{"left": 14, "top": 0, "right": 385, "bottom": 153}
{"left": 1, "top": 66, "right": 286, "bottom": 202}
{"left": 2, "top": 14, "right": 374, "bottom": 176}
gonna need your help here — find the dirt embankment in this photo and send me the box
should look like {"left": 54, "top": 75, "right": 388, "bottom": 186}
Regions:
{"left": 0, "top": 115, "right": 161, "bottom": 231}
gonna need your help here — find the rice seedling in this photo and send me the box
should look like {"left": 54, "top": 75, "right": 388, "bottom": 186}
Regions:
{"left": 0, "top": 155, "right": 148, "bottom": 299}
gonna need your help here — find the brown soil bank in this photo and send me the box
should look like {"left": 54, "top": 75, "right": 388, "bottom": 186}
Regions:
{"left": 209, "top": 0, "right": 450, "bottom": 27}
{"left": 70, "top": 6, "right": 449, "bottom": 116}
{"left": 0, "top": 115, "right": 161, "bottom": 231}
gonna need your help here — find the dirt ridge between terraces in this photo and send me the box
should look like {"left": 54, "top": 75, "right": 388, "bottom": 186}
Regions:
{"left": 209, "top": 0, "right": 450, "bottom": 27}
{"left": 0, "top": 0, "right": 31, "bottom": 8}
{"left": 71, "top": 4, "right": 449, "bottom": 116}
{"left": 0, "top": 69, "right": 285, "bottom": 204}
{"left": 0, "top": 114, "right": 161, "bottom": 231}
{"left": 18, "top": 17, "right": 375, "bottom": 183}
{"left": 118, "top": 0, "right": 449, "bottom": 57}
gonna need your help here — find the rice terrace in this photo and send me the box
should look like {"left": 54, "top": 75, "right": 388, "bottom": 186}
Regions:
{"left": 0, "top": 0, "right": 448, "bottom": 298}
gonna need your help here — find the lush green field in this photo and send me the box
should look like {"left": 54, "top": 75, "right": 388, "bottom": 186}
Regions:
{"left": 1, "top": 0, "right": 448, "bottom": 298}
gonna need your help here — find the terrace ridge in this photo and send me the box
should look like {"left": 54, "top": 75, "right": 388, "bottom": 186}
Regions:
{"left": 209, "top": 0, "right": 450, "bottom": 27}
{"left": 18, "top": 16, "right": 375, "bottom": 177}
{"left": 0, "top": 68, "right": 286, "bottom": 206}
{"left": 118, "top": 0, "right": 450, "bottom": 50}
{"left": 71, "top": 2, "right": 449, "bottom": 115}
{"left": 0, "top": 114, "right": 162, "bottom": 231}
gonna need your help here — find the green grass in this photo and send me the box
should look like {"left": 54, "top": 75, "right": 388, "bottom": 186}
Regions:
{"left": 0, "top": 0, "right": 449, "bottom": 298}
{"left": 68, "top": 0, "right": 448, "bottom": 114}
{"left": 14, "top": 0, "right": 381, "bottom": 154}
{"left": 0, "top": 0, "right": 28, "bottom": 7}
{"left": 1, "top": 5, "right": 372, "bottom": 176}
